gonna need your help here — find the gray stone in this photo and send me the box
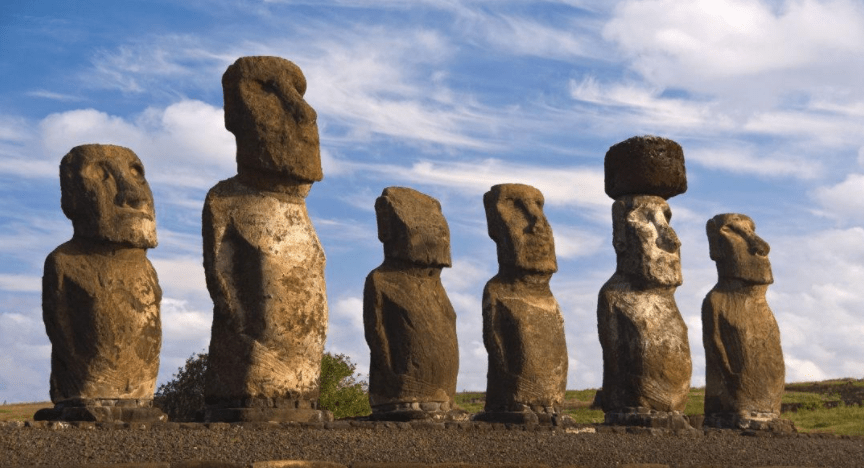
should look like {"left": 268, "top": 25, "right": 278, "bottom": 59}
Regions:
{"left": 597, "top": 195, "right": 691, "bottom": 415}
{"left": 40, "top": 144, "right": 164, "bottom": 423}
{"left": 364, "top": 187, "right": 460, "bottom": 421}
{"left": 702, "top": 213, "right": 785, "bottom": 429}
{"left": 203, "top": 56, "right": 329, "bottom": 422}
{"left": 477, "top": 184, "right": 567, "bottom": 423}
{"left": 604, "top": 135, "right": 686, "bottom": 200}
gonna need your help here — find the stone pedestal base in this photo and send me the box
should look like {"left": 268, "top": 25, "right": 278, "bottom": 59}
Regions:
{"left": 204, "top": 397, "right": 332, "bottom": 423}
{"left": 33, "top": 399, "right": 167, "bottom": 423}
{"left": 370, "top": 401, "right": 468, "bottom": 422}
{"left": 604, "top": 408, "right": 691, "bottom": 430}
{"left": 204, "top": 407, "right": 332, "bottom": 423}
{"left": 473, "top": 411, "right": 574, "bottom": 426}
{"left": 704, "top": 412, "right": 796, "bottom": 432}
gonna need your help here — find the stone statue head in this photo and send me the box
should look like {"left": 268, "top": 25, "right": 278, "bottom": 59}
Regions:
{"left": 223, "top": 56, "right": 323, "bottom": 183}
{"left": 612, "top": 195, "right": 681, "bottom": 287}
{"left": 484, "top": 183, "right": 557, "bottom": 274}
{"left": 706, "top": 213, "right": 773, "bottom": 284}
{"left": 375, "top": 187, "right": 451, "bottom": 267}
{"left": 60, "top": 144, "right": 157, "bottom": 249}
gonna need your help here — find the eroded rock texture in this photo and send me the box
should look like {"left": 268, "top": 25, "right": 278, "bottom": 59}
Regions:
{"left": 203, "top": 56, "right": 329, "bottom": 423}
{"left": 38, "top": 144, "right": 165, "bottom": 423}
{"left": 597, "top": 136, "right": 692, "bottom": 428}
{"left": 364, "top": 187, "right": 461, "bottom": 421}
{"left": 703, "top": 213, "right": 785, "bottom": 430}
{"left": 475, "top": 184, "right": 568, "bottom": 425}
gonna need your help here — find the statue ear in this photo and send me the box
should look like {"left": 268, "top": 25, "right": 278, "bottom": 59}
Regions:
{"left": 706, "top": 218, "right": 721, "bottom": 261}
{"left": 374, "top": 196, "right": 393, "bottom": 246}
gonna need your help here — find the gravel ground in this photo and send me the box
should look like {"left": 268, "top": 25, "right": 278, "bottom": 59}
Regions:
{"left": 2, "top": 421, "right": 864, "bottom": 467}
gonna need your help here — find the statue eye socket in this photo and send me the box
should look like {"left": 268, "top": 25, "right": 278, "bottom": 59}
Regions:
{"left": 130, "top": 164, "right": 144, "bottom": 178}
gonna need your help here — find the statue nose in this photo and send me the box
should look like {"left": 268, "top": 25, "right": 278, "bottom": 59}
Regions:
{"left": 748, "top": 234, "right": 770, "bottom": 256}
{"left": 656, "top": 224, "right": 681, "bottom": 252}
{"left": 114, "top": 173, "right": 149, "bottom": 209}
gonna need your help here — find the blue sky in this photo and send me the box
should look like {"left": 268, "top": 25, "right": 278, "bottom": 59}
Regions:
{"left": 2, "top": 0, "right": 864, "bottom": 403}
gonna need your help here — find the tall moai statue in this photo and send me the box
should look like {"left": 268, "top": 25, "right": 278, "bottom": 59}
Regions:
{"left": 597, "top": 136, "right": 692, "bottom": 429}
{"left": 364, "top": 187, "right": 463, "bottom": 421}
{"left": 202, "top": 56, "right": 330, "bottom": 423}
{"left": 36, "top": 144, "right": 166, "bottom": 423}
{"left": 474, "top": 184, "right": 569, "bottom": 425}
{"left": 703, "top": 213, "right": 790, "bottom": 431}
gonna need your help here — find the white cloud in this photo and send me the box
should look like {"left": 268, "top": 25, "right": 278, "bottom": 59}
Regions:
{"left": 605, "top": 0, "right": 864, "bottom": 89}
{"left": 150, "top": 256, "right": 208, "bottom": 302}
{"left": 352, "top": 158, "right": 608, "bottom": 215}
{"left": 812, "top": 174, "right": 864, "bottom": 222}
{"left": 37, "top": 101, "right": 235, "bottom": 190}
{"left": 687, "top": 145, "right": 822, "bottom": 180}
{"left": 554, "top": 225, "right": 605, "bottom": 259}
{"left": 0, "top": 275, "right": 40, "bottom": 293}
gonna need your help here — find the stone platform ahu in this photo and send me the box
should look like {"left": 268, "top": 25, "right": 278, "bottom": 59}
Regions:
{"left": 37, "top": 144, "right": 165, "bottom": 423}
{"left": 364, "top": 187, "right": 463, "bottom": 421}
{"left": 474, "top": 184, "right": 569, "bottom": 425}
{"left": 202, "top": 56, "right": 330, "bottom": 423}
{"left": 703, "top": 213, "right": 790, "bottom": 431}
{"left": 597, "top": 136, "right": 692, "bottom": 429}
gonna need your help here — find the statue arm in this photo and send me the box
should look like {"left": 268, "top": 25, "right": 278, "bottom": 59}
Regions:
{"left": 363, "top": 272, "right": 391, "bottom": 372}
{"left": 702, "top": 293, "right": 734, "bottom": 377}
{"left": 481, "top": 282, "right": 507, "bottom": 373}
{"left": 202, "top": 189, "right": 240, "bottom": 326}
{"left": 41, "top": 253, "right": 67, "bottom": 350}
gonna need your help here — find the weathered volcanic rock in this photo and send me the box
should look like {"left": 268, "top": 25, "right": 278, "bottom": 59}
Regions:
{"left": 39, "top": 144, "right": 164, "bottom": 423}
{"left": 364, "top": 187, "right": 460, "bottom": 421}
{"left": 203, "top": 56, "right": 329, "bottom": 423}
{"left": 604, "top": 136, "right": 686, "bottom": 200}
{"left": 476, "top": 184, "right": 567, "bottom": 424}
{"left": 597, "top": 195, "right": 691, "bottom": 417}
{"left": 703, "top": 213, "right": 785, "bottom": 429}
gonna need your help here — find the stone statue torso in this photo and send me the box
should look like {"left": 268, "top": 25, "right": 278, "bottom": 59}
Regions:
{"left": 42, "top": 240, "right": 161, "bottom": 403}
{"left": 597, "top": 274, "right": 691, "bottom": 412}
{"left": 703, "top": 285, "right": 784, "bottom": 415}
{"left": 202, "top": 176, "right": 328, "bottom": 401}
{"left": 483, "top": 279, "right": 567, "bottom": 411}
{"left": 363, "top": 267, "right": 458, "bottom": 406}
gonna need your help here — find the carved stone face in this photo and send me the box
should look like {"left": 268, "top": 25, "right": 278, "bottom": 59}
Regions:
{"left": 612, "top": 195, "right": 681, "bottom": 287}
{"left": 60, "top": 144, "right": 157, "bottom": 249}
{"left": 484, "top": 184, "right": 557, "bottom": 274}
{"left": 223, "top": 56, "right": 323, "bottom": 183}
{"left": 707, "top": 213, "right": 773, "bottom": 284}
{"left": 375, "top": 187, "right": 451, "bottom": 267}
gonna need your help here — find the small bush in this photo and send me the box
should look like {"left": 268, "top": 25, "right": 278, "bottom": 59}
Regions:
{"left": 154, "top": 350, "right": 371, "bottom": 421}
{"left": 154, "top": 351, "right": 208, "bottom": 422}
{"left": 318, "top": 352, "right": 372, "bottom": 419}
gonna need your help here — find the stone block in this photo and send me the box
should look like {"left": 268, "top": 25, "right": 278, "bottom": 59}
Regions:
{"left": 604, "top": 135, "right": 686, "bottom": 199}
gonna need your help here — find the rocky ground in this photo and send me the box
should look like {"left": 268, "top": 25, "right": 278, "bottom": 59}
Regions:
{"left": 2, "top": 421, "right": 864, "bottom": 467}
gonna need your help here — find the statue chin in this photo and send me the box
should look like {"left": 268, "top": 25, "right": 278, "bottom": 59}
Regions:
{"left": 100, "top": 218, "right": 157, "bottom": 249}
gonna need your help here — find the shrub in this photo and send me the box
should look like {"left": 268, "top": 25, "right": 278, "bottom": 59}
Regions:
{"left": 318, "top": 352, "right": 372, "bottom": 419}
{"left": 154, "top": 350, "right": 371, "bottom": 421}
{"left": 154, "top": 351, "right": 208, "bottom": 422}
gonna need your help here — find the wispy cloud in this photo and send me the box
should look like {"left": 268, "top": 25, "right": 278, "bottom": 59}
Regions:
{"left": 26, "top": 90, "right": 85, "bottom": 102}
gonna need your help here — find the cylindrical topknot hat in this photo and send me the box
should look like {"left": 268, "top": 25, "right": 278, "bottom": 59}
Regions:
{"left": 604, "top": 135, "right": 687, "bottom": 200}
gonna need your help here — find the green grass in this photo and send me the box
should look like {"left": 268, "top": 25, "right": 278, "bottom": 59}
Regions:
{"left": 0, "top": 402, "right": 48, "bottom": 422}
{"left": 454, "top": 392, "right": 485, "bottom": 414}
{"left": 785, "top": 404, "right": 864, "bottom": 435}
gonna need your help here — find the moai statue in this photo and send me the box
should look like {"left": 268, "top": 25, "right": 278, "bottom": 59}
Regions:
{"left": 703, "top": 213, "right": 790, "bottom": 431}
{"left": 36, "top": 144, "right": 165, "bottom": 423}
{"left": 364, "top": 187, "right": 463, "bottom": 421}
{"left": 597, "top": 136, "right": 692, "bottom": 430}
{"left": 473, "top": 184, "right": 569, "bottom": 425}
{"left": 202, "top": 56, "right": 330, "bottom": 423}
